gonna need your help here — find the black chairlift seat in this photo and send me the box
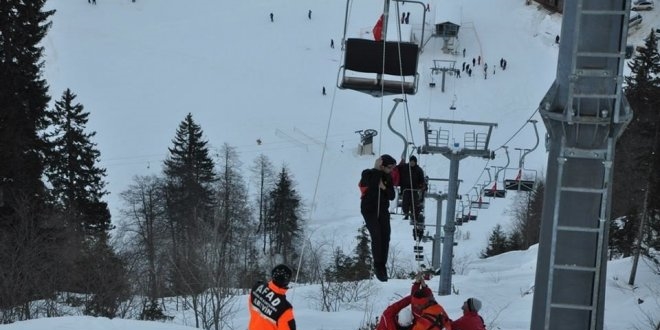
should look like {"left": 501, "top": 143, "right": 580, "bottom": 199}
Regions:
{"left": 455, "top": 217, "right": 463, "bottom": 226}
{"left": 470, "top": 199, "right": 490, "bottom": 209}
{"left": 338, "top": 38, "right": 420, "bottom": 97}
{"left": 483, "top": 188, "right": 506, "bottom": 198}
{"left": 463, "top": 214, "right": 477, "bottom": 221}
{"left": 504, "top": 179, "right": 535, "bottom": 192}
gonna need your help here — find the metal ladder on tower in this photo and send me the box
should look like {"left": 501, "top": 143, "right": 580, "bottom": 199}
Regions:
{"left": 544, "top": 140, "right": 614, "bottom": 329}
{"left": 542, "top": 0, "right": 630, "bottom": 328}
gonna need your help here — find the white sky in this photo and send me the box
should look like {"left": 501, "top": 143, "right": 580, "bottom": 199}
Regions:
{"left": 8, "top": 0, "right": 657, "bottom": 329}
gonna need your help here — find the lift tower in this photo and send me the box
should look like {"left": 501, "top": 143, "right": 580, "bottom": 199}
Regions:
{"left": 530, "top": 1, "right": 633, "bottom": 329}
{"left": 419, "top": 118, "right": 496, "bottom": 295}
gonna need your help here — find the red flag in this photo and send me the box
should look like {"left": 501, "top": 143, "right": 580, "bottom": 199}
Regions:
{"left": 515, "top": 169, "right": 522, "bottom": 181}
{"left": 490, "top": 182, "right": 497, "bottom": 193}
{"left": 372, "top": 14, "right": 384, "bottom": 41}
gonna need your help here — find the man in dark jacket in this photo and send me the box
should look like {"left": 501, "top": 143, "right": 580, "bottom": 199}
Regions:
{"left": 360, "top": 154, "right": 397, "bottom": 281}
{"left": 397, "top": 155, "right": 426, "bottom": 220}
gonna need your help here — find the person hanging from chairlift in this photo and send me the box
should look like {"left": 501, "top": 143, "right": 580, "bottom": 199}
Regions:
{"left": 397, "top": 155, "right": 426, "bottom": 220}
{"left": 360, "top": 154, "right": 397, "bottom": 282}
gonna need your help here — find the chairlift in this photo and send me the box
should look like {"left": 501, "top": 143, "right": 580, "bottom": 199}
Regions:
{"left": 337, "top": 0, "right": 426, "bottom": 97}
{"left": 504, "top": 168, "right": 536, "bottom": 192}
{"left": 504, "top": 120, "right": 540, "bottom": 192}
{"left": 469, "top": 192, "right": 490, "bottom": 209}
{"left": 482, "top": 148, "right": 509, "bottom": 198}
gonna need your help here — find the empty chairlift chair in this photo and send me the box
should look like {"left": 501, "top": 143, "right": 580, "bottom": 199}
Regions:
{"left": 504, "top": 169, "right": 536, "bottom": 192}
{"left": 338, "top": 39, "right": 420, "bottom": 97}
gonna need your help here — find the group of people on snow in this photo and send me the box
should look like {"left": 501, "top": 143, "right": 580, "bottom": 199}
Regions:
{"left": 248, "top": 265, "right": 486, "bottom": 330}
{"left": 377, "top": 278, "right": 486, "bottom": 330}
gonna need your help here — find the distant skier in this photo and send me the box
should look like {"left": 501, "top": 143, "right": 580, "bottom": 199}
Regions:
{"left": 466, "top": 64, "right": 470, "bottom": 72}
{"left": 463, "top": 48, "right": 466, "bottom": 57}
{"left": 322, "top": 86, "right": 326, "bottom": 95}
{"left": 555, "top": 35, "right": 560, "bottom": 44}
{"left": 478, "top": 55, "right": 481, "bottom": 65}
{"left": 405, "top": 12, "right": 410, "bottom": 24}
{"left": 401, "top": 13, "right": 406, "bottom": 24}
{"left": 462, "top": 62, "right": 466, "bottom": 71}
{"left": 502, "top": 59, "right": 507, "bottom": 70}
{"left": 426, "top": 3, "right": 430, "bottom": 11}
{"left": 330, "top": 39, "right": 334, "bottom": 48}
{"left": 270, "top": 12, "right": 274, "bottom": 22}
{"left": 472, "top": 58, "right": 476, "bottom": 67}
{"left": 468, "top": 68, "right": 472, "bottom": 77}
{"left": 308, "top": 9, "right": 312, "bottom": 20}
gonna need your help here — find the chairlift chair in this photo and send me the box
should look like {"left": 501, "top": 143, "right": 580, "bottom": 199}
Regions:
{"left": 504, "top": 168, "right": 537, "bottom": 192}
{"left": 504, "top": 121, "right": 539, "bottom": 192}
{"left": 483, "top": 181, "right": 506, "bottom": 198}
{"left": 338, "top": 39, "right": 420, "bottom": 97}
{"left": 337, "top": 0, "right": 425, "bottom": 97}
{"left": 469, "top": 195, "right": 490, "bottom": 209}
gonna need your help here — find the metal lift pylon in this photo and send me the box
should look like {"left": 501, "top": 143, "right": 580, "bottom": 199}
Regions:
{"left": 530, "top": 0, "right": 633, "bottom": 329}
{"left": 419, "top": 118, "right": 496, "bottom": 295}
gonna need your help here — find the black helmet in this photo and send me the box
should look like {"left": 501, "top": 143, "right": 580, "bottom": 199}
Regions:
{"left": 271, "top": 264, "right": 292, "bottom": 288}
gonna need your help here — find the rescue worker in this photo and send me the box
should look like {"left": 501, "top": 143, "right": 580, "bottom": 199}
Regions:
{"left": 248, "top": 264, "right": 296, "bottom": 330}
{"left": 376, "top": 297, "right": 414, "bottom": 330}
{"left": 410, "top": 284, "right": 452, "bottom": 330}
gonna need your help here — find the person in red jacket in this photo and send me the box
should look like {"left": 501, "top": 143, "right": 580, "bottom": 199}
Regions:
{"left": 375, "top": 296, "right": 414, "bottom": 330}
{"left": 451, "top": 298, "right": 486, "bottom": 330}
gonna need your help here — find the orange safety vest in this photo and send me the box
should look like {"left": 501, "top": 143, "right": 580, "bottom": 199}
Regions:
{"left": 248, "top": 280, "right": 296, "bottom": 330}
{"left": 412, "top": 303, "right": 452, "bottom": 330}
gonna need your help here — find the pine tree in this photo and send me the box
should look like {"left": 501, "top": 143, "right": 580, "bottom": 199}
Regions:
{"left": 350, "top": 225, "right": 373, "bottom": 280}
{"left": 44, "top": 89, "right": 110, "bottom": 235}
{"left": 508, "top": 180, "right": 544, "bottom": 249}
{"left": 482, "top": 224, "right": 509, "bottom": 258}
{"left": 162, "top": 113, "right": 217, "bottom": 294}
{"left": 265, "top": 166, "right": 304, "bottom": 265}
{"left": 608, "top": 211, "right": 639, "bottom": 258}
{"left": 624, "top": 30, "right": 660, "bottom": 102}
{"left": 0, "top": 0, "right": 54, "bottom": 211}
{"left": 615, "top": 30, "right": 660, "bottom": 219}
{"left": 0, "top": 0, "right": 56, "bottom": 310}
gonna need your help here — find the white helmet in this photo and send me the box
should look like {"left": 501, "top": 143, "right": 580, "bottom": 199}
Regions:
{"left": 398, "top": 306, "right": 413, "bottom": 326}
